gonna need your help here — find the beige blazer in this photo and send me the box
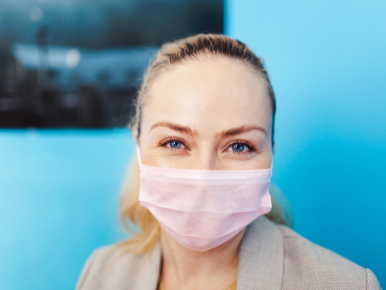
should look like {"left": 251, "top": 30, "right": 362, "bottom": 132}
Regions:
{"left": 76, "top": 217, "right": 381, "bottom": 290}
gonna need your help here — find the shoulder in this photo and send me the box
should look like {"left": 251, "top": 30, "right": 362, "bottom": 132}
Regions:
{"left": 76, "top": 242, "right": 161, "bottom": 290}
{"left": 277, "top": 225, "right": 381, "bottom": 290}
{"left": 75, "top": 245, "right": 141, "bottom": 290}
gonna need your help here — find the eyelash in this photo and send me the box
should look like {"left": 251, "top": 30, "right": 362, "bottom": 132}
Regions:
{"left": 227, "top": 140, "right": 258, "bottom": 154}
{"left": 159, "top": 137, "right": 187, "bottom": 149}
{"left": 159, "top": 138, "right": 258, "bottom": 154}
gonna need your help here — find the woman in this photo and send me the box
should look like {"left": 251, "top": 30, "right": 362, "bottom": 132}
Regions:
{"left": 76, "top": 34, "right": 380, "bottom": 290}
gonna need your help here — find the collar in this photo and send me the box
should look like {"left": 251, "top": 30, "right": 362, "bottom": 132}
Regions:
{"left": 135, "top": 216, "right": 284, "bottom": 290}
{"left": 133, "top": 241, "right": 162, "bottom": 290}
{"left": 237, "top": 216, "right": 284, "bottom": 290}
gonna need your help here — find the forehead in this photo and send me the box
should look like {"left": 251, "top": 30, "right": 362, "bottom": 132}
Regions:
{"left": 143, "top": 57, "right": 272, "bottom": 134}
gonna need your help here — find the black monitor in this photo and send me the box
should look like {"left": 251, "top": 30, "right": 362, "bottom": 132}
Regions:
{"left": 0, "top": 0, "right": 223, "bottom": 128}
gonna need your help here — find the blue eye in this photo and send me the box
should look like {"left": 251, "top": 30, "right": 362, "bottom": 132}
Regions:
{"left": 231, "top": 143, "right": 246, "bottom": 152}
{"left": 169, "top": 140, "right": 183, "bottom": 149}
{"left": 160, "top": 138, "right": 187, "bottom": 150}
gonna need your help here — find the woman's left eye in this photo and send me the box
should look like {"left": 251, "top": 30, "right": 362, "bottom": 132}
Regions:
{"left": 228, "top": 142, "right": 253, "bottom": 153}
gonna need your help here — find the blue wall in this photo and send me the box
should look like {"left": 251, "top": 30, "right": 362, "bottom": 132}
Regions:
{"left": 0, "top": 130, "right": 133, "bottom": 290}
{"left": 227, "top": 0, "right": 386, "bottom": 284}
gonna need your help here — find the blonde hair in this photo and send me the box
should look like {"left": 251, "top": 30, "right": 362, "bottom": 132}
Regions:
{"left": 118, "top": 34, "right": 292, "bottom": 255}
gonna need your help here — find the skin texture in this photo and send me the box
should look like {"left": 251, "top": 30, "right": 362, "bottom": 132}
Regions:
{"left": 136, "top": 57, "right": 273, "bottom": 290}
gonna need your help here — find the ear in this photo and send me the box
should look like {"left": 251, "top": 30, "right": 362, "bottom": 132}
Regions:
{"left": 133, "top": 130, "right": 139, "bottom": 145}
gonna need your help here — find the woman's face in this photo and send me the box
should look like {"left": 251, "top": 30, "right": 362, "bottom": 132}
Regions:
{"left": 138, "top": 57, "right": 273, "bottom": 170}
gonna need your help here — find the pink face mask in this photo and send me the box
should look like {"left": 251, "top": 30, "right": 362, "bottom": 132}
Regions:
{"left": 137, "top": 148, "right": 272, "bottom": 252}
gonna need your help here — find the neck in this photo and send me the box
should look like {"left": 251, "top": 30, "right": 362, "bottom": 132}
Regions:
{"left": 160, "top": 228, "right": 245, "bottom": 290}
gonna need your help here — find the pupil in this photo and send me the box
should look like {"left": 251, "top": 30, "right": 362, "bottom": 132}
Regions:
{"left": 170, "top": 141, "right": 181, "bottom": 149}
{"left": 232, "top": 143, "right": 245, "bottom": 152}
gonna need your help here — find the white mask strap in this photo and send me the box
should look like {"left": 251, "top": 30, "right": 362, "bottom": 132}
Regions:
{"left": 136, "top": 145, "right": 142, "bottom": 167}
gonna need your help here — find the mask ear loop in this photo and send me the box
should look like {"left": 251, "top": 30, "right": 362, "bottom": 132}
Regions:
{"left": 136, "top": 145, "right": 142, "bottom": 168}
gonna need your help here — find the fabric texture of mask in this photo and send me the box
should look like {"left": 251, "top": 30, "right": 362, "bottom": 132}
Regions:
{"left": 137, "top": 150, "right": 272, "bottom": 251}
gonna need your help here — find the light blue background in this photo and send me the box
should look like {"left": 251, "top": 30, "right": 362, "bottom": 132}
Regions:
{"left": 0, "top": 130, "right": 133, "bottom": 290}
{"left": 227, "top": 0, "right": 386, "bottom": 285}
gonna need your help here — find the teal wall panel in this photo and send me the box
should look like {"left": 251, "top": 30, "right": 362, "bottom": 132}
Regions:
{"left": 0, "top": 130, "right": 133, "bottom": 290}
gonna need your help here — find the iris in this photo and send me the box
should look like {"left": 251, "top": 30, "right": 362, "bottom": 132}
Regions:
{"left": 170, "top": 141, "right": 182, "bottom": 149}
{"left": 232, "top": 143, "right": 245, "bottom": 152}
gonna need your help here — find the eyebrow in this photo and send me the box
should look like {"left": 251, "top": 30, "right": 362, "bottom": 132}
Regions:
{"left": 149, "top": 122, "right": 198, "bottom": 136}
{"left": 149, "top": 122, "right": 266, "bottom": 138}
{"left": 218, "top": 125, "right": 267, "bottom": 138}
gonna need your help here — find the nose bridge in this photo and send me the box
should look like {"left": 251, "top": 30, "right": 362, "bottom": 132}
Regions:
{"left": 193, "top": 143, "right": 220, "bottom": 170}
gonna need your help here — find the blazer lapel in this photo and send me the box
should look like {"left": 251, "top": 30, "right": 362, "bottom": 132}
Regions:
{"left": 237, "top": 216, "right": 284, "bottom": 290}
{"left": 132, "top": 242, "right": 162, "bottom": 290}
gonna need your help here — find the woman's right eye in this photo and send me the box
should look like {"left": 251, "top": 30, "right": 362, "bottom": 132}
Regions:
{"left": 160, "top": 138, "right": 186, "bottom": 150}
{"left": 168, "top": 140, "right": 183, "bottom": 149}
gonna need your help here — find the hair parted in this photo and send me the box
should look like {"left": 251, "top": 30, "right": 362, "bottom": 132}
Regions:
{"left": 117, "top": 34, "right": 290, "bottom": 256}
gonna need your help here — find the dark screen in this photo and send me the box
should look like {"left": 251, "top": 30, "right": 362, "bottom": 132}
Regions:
{"left": 0, "top": 0, "right": 223, "bottom": 128}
